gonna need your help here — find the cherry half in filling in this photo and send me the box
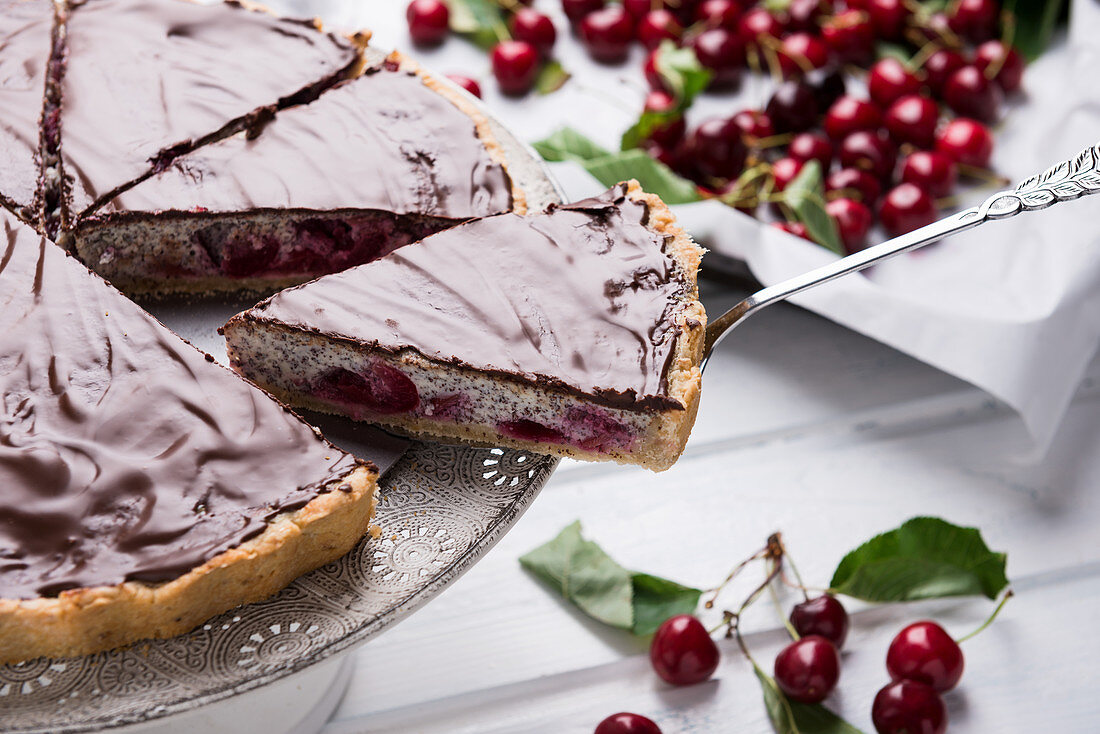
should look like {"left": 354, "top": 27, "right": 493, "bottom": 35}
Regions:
{"left": 313, "top": 364, "right": 420, "bottom": 415}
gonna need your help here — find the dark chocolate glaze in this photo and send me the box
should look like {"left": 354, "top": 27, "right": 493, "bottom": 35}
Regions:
{"left": 0, "top": 0, "right": 53, "bottom": 216}
{"left": 0, "top": 212, "right": 364, "bottom": 599}
{"left": 237, "top": 185, "right": 690, "bottom": 410}
{"left": 60, "top": 0, "right": 360, "bottom": 217}
{"left": 93, "top": 66, "right": 513, "bottom": 221}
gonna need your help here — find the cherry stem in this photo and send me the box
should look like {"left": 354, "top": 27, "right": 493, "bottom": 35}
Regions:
{"left": 774, "top": 534, "right": 810, "bottom": 602}
{"left": 956, "top": 589, "right": 1015, "bottom": 644}
{"left": 703, "top": 544, "right": 770, "bottom": 609}
{"left": 957, "top": 163, "right": 1012, "bottom": 186}
{"left": 766, "top": 560, "right": 802, "bottom": 640}
{"left": 754, "top": 133, "right": 795, "bottom": 148}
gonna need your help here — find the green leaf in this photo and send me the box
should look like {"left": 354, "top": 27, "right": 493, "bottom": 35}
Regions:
{"left": 535, "top": 60, "right": 571, "bottom": 95}
{"left": 653, "top": 41, "right": 713, "bottom": 106}
{"left": 875, "top": 41, "right": 912, "bottom": 65}
{"left": 631, "top": 573, "right": 702, "bottom": 636}
{"left": 532, "top": 127, "right": 612, "bottom": 163}
{"left": 620, "top": 109, "right": 679, "bottom": 151}
{"left": 448, "top": 0, "right": 507, "bottom": 50}
{"left": 831, "top": 517, "right": 1009, "bottom": 602}
{"left": 781, "top": 161, "right": 843, "bottom": 255}
{"left": 1005, "top": 0, "right": 1068, "bottom": 60}
{"left": 520, "top": 521, "right": 634, "bottom": 629}
{"left": 582, "top": 150, "right": 702, "bottom": 205}
{"left": 754, "top": 665, "right": 867, "bottom": 734}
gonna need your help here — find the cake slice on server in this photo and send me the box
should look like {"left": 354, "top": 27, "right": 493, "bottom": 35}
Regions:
{"left": 0, "top": 210, "right": 376, "bottom": 663}
{"left": 223, "top": 182, "right": 706, "bottom": 472}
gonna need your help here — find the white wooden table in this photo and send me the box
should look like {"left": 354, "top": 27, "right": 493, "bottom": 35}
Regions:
{"left": 261, "top": 3, "right": 1100, "bottom": 731}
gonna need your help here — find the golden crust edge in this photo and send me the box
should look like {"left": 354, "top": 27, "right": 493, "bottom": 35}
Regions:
{"left": 0, "top": 465, "right": 377, "bottom": 665}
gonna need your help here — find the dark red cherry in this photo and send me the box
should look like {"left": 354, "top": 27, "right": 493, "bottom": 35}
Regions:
{"left": 594, "top": 712, "right": 663, "bottom": 734}
{"left": 809, "top": 67, "right": 847, "bottom": 110}
{"left": 788, "top": 132, "right": 833, "bottom": 169}
{"left": 773, "top": 635, "right": 840, "bottom": 704}
{"left": 694, "top": 0, "right": 742, "bottom": 29}
{"left": 637, "top": 9, "right": 682, "bottom": 49}
{"left": 738, "top": 7, "right": 784, "bottom": 47}
{"left": 922, "top": 48, "right": 966, "bottom": 96}
{"left": 580, "top": 6, "right": 635, "bottom": 63}
{"left": 821, "top": 9, "right": 874, "bottom": 65}
{"left": 935, "top": 117, "right": 993, "bottom": 167}
{"left": 689, "top": 28, "right": 745, "bottom": 88}
{"left": 773, "top": 221, "right": 812, "bottom": 240}
{"left": 840, "top": 130, "right": 897, "bottom": 179}
{"left": 789, "top": 595, "right": 850, "bottom": 648}
{"left": 622, "top": 0, "right": 656, "bottom": 18}
{"left": 948, "top": 0, "right": 999, "bottom": 43}
{"left": 886, "top": 620, "right": 965, "bottom": 692}
{"left": 884, "top": 94, "right": 939, "bottom": 148}
{"left": 824, "top": 95, "right": 882, "bottom": 141}
{"left": 643, "top": 89, "right": 687, "bottom": 147}
{"left": 787, "top": 0, "right": 831, "bottom": 32}
{"left": 771, "top": 156, "right": 805, "bottom": 191}
{"left": 445, "top": 73, "right": 481, "bottom": 99}
{"left": 872, "top": 680, "right": 947, "bottom": 734}
{"left": 732, "top": 109, "right": 775, "bottom": 140}
{"left": 943, "top": 65, "right": 1003, "bottom": 123}
{"left": 777, "top": 33, "right": 831, "bottom": 77}
{"left": 684, "top": 117, "right": 748, "bottom": 180}
{"left": 866, "top": 0, "right": 910, "bottom": 40}
{"left": 491, "top": 41, "right": 540, "bottom": 95}
{"left": 511, "top": 9, "right": 557, "bottom": 58}
{"left": 900, "top": 150, "right": 957, "bottom": 196}
{"left": 974, "top": 40, "right": 1025, "bottom": 93}
{"left": 649, "top": 615, "right": 721, "bottom": 686}
{"left": 405, "top": 0, "right": 450, "bottom": 46}
{"left": 765, "top": 80, "right": 818, "bottom": 133}
{"left": 880, "top": 183, "right": 937, "bottom": 235}
{"left": 562, "top": 0, "right": 605, "bottom": 25}
{"left": 643, "top": 47, "right": 666, "bottom": 90}
{"left": 826, "top": 197, "right": 873, "bottom": 253}
{"left": 827, "top": 167, "right": 882, "bottom": 206}
{"left": 868, "top": 58, "right": 923, "bottom": 108}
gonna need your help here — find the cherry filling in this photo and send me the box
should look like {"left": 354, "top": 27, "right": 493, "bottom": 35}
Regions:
{"left": 499, "top": 419, "right": 567, "bottom": 443}
{"left": 313, "top": 364, "right": 419, "bottom": 414}
{"left": 498, "top": 407, "right": 635, "bottom": 452}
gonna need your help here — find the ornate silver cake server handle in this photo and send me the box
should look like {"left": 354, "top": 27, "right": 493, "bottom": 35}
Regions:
{"left": 702, "top": 140, "right": 1100, "bottom": 366}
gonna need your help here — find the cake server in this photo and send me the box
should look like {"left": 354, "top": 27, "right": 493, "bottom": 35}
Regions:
{"left": 702, "top": 140, "right": 1100, "bottom": 367}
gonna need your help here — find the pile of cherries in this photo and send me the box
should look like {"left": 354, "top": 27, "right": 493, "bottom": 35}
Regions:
{"left": 595, "top": 599, "right": 969, "bottom": 734}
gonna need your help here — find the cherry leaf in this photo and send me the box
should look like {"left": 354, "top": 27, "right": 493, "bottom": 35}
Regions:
{"left": 831, "top": 517, "right": 1009, "bottom": 602}
{"left": 1005, "top": 0, "right": 1068, "bottom": 60}
{"left": 631, "top": 573, "right": 702, "bottom": 636}
{"left": 448, "top": 0, "right": 506, "bottom": 50}
{"left": 754, "top": 665, "right": 867, "bottom": 734}
{"left": 782, "top": 161, "right": 844, "bottom": 255}
{"left": 582, "top": 150, "right": 701, "bottom": 205}
{"left": 532, "top": 127, "right": 611, "bottom": 163}
{"left": 536, "top": 60, "right": 571, "bottom": 95}
{"left": 652, "top": 41, "right": 712, "bottom": 106}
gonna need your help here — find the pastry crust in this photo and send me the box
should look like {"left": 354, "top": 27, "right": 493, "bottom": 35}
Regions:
{"left": 0, "top": 465, "right": 377, "bottom": 664}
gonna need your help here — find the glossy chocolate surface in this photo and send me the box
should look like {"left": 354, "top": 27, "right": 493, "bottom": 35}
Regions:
{"left": 0, "top": 213, "right": 364, "bottom": 599}
{"left": 237, "top": 185, "right": 689, "bottom": 410}
{"left": 95, "top": 66, "right": 513, "bottom": 220}
{"left": 60, "top": 0, "right": 359, "bottom": 217}
{"left": 0, "top": 0, "right": 53, "bottom": 215}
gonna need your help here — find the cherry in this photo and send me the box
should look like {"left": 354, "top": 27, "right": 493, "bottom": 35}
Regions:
{"left": 445, "top": 74, "right": 481, "bottom": 99}
{"left": 789, "top": 595, "right": 850, "bottom": 648}
{"left": 824, "top": 95, "right": 882, "bottom": 141}
{"left": 826, "top": 197, "right": 873, "bottom": 254}
{"left": 777, "top": 33, "right": 831, "bottom": 78}
{"left": 684, "top": 117, "right": 748, "bottom": 181}
{"left": 900, "top": 151, "right": 957, "bottom": 196}
{"left": 886, "top": 620, "right": 965, "bottom": 692}
{"left": 773, "top": 221, "right": 812, "bottom": 241}
{"left": 974, "top": 40, "right": 1025, "bottom": 93}
{"left": 491, "top": 41, "right": 540, "bottom": 96}
{"left": 643, "top": 47, "right": 665, "bottom": 90}
{"left": 595, "top": 712, "right": 663, "bottom": 734}
{"left": 499, "top": 418, "right": 565, "bottom": 443}
{"left": 840, "top": 130, "right": 897, "bottom": 180}
{"left": 562, "top": 0, "right": 605, "bottom": 25}
{"left": 689, "top": 28, "right": 745, "bottom": 88}
{"left": 787, "top": 0, "right": 831, "bottom": 33}
{"left": 738, "top": 7, "right": 784, "bottom": 47}
{"left": 935, "top": 117, "right": 993, "bottom": 167}
{"left": 922, "top": 48, "right": 965, "bottom": 97}
{"left": 771, "top": 156, "right": 805, "bottom": 192}
{"left": 511, "top": 9, "right": 557, "bottom": 59}
{"left": 765, "top": 80, "right": 818, "bottom": 134}
{"left": 880, "top": 183, "right": 936, "bottom": 236}
{"left": 773, "top": 635, "right": 840, "bottom": 704}
{"left": 788, "top": 132, "right": 833, "bottom": 169}
{"left": 809, "top": 68, "right": 847, "bottom": 110}
{"left": 405, "top": 0, "right": 450, "bottom": 46}
{"left": 649, "top": 615, "right": 721, "bottom": 686}
{"left": 866, "top": 0, "right": 910, "bottom": 40}
{"left": 580, "top": 6, "right": 635, "bottom": 63}
{"left": 884, "top": 94, "right": 939, "bottom": 148}
{"left": 917, "top": 11, "right": 955, "bottom": 45}
{"left": 872, "top": 680, "right": 947, "bottom": 734}
{"left": 637, "top": 9, "right": 681, "bottom": 49}
{"left": 821, "top": 9, "right": 874, "bottom": 65}
{"left": 948, "top": 0, "right": 999, "bottom": 43}
{"left": 643, "top": 89, "right": 687, "bottom": 147}
{"left": 868, "top": 58, "right": 923, "bottom": 108}
{"left": 827, "top": 167, "right": 882, "bottom": 206}
{"left": 694, "top": 0, "right": 742, "bottom": 29}
{"left": 645, "top": 140, "right": 687, "bottom": 172}
{"left": 622, "top": 0, "right": 657, "bottom": 18}
{"left": 732, "top": 109, "right": 775, "bottom": 140}
{"left": 944, "top": 65, "right": 1003, "bottom": 123}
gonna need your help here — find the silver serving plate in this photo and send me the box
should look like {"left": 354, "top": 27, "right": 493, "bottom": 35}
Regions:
{"left": 0, "top": 70, "right": 563, "bottom": 733}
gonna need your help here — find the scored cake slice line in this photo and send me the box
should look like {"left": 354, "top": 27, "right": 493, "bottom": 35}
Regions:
{"left": 223, "top": 181, "right": 706, "bottom": 472}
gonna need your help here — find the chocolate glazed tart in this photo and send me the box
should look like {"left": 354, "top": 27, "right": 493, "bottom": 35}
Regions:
{"left": 223, "top": 182, "right": 707, "bottom": 472}
{"left": 0, "top": 211, "right": 377, "bottom": 664}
